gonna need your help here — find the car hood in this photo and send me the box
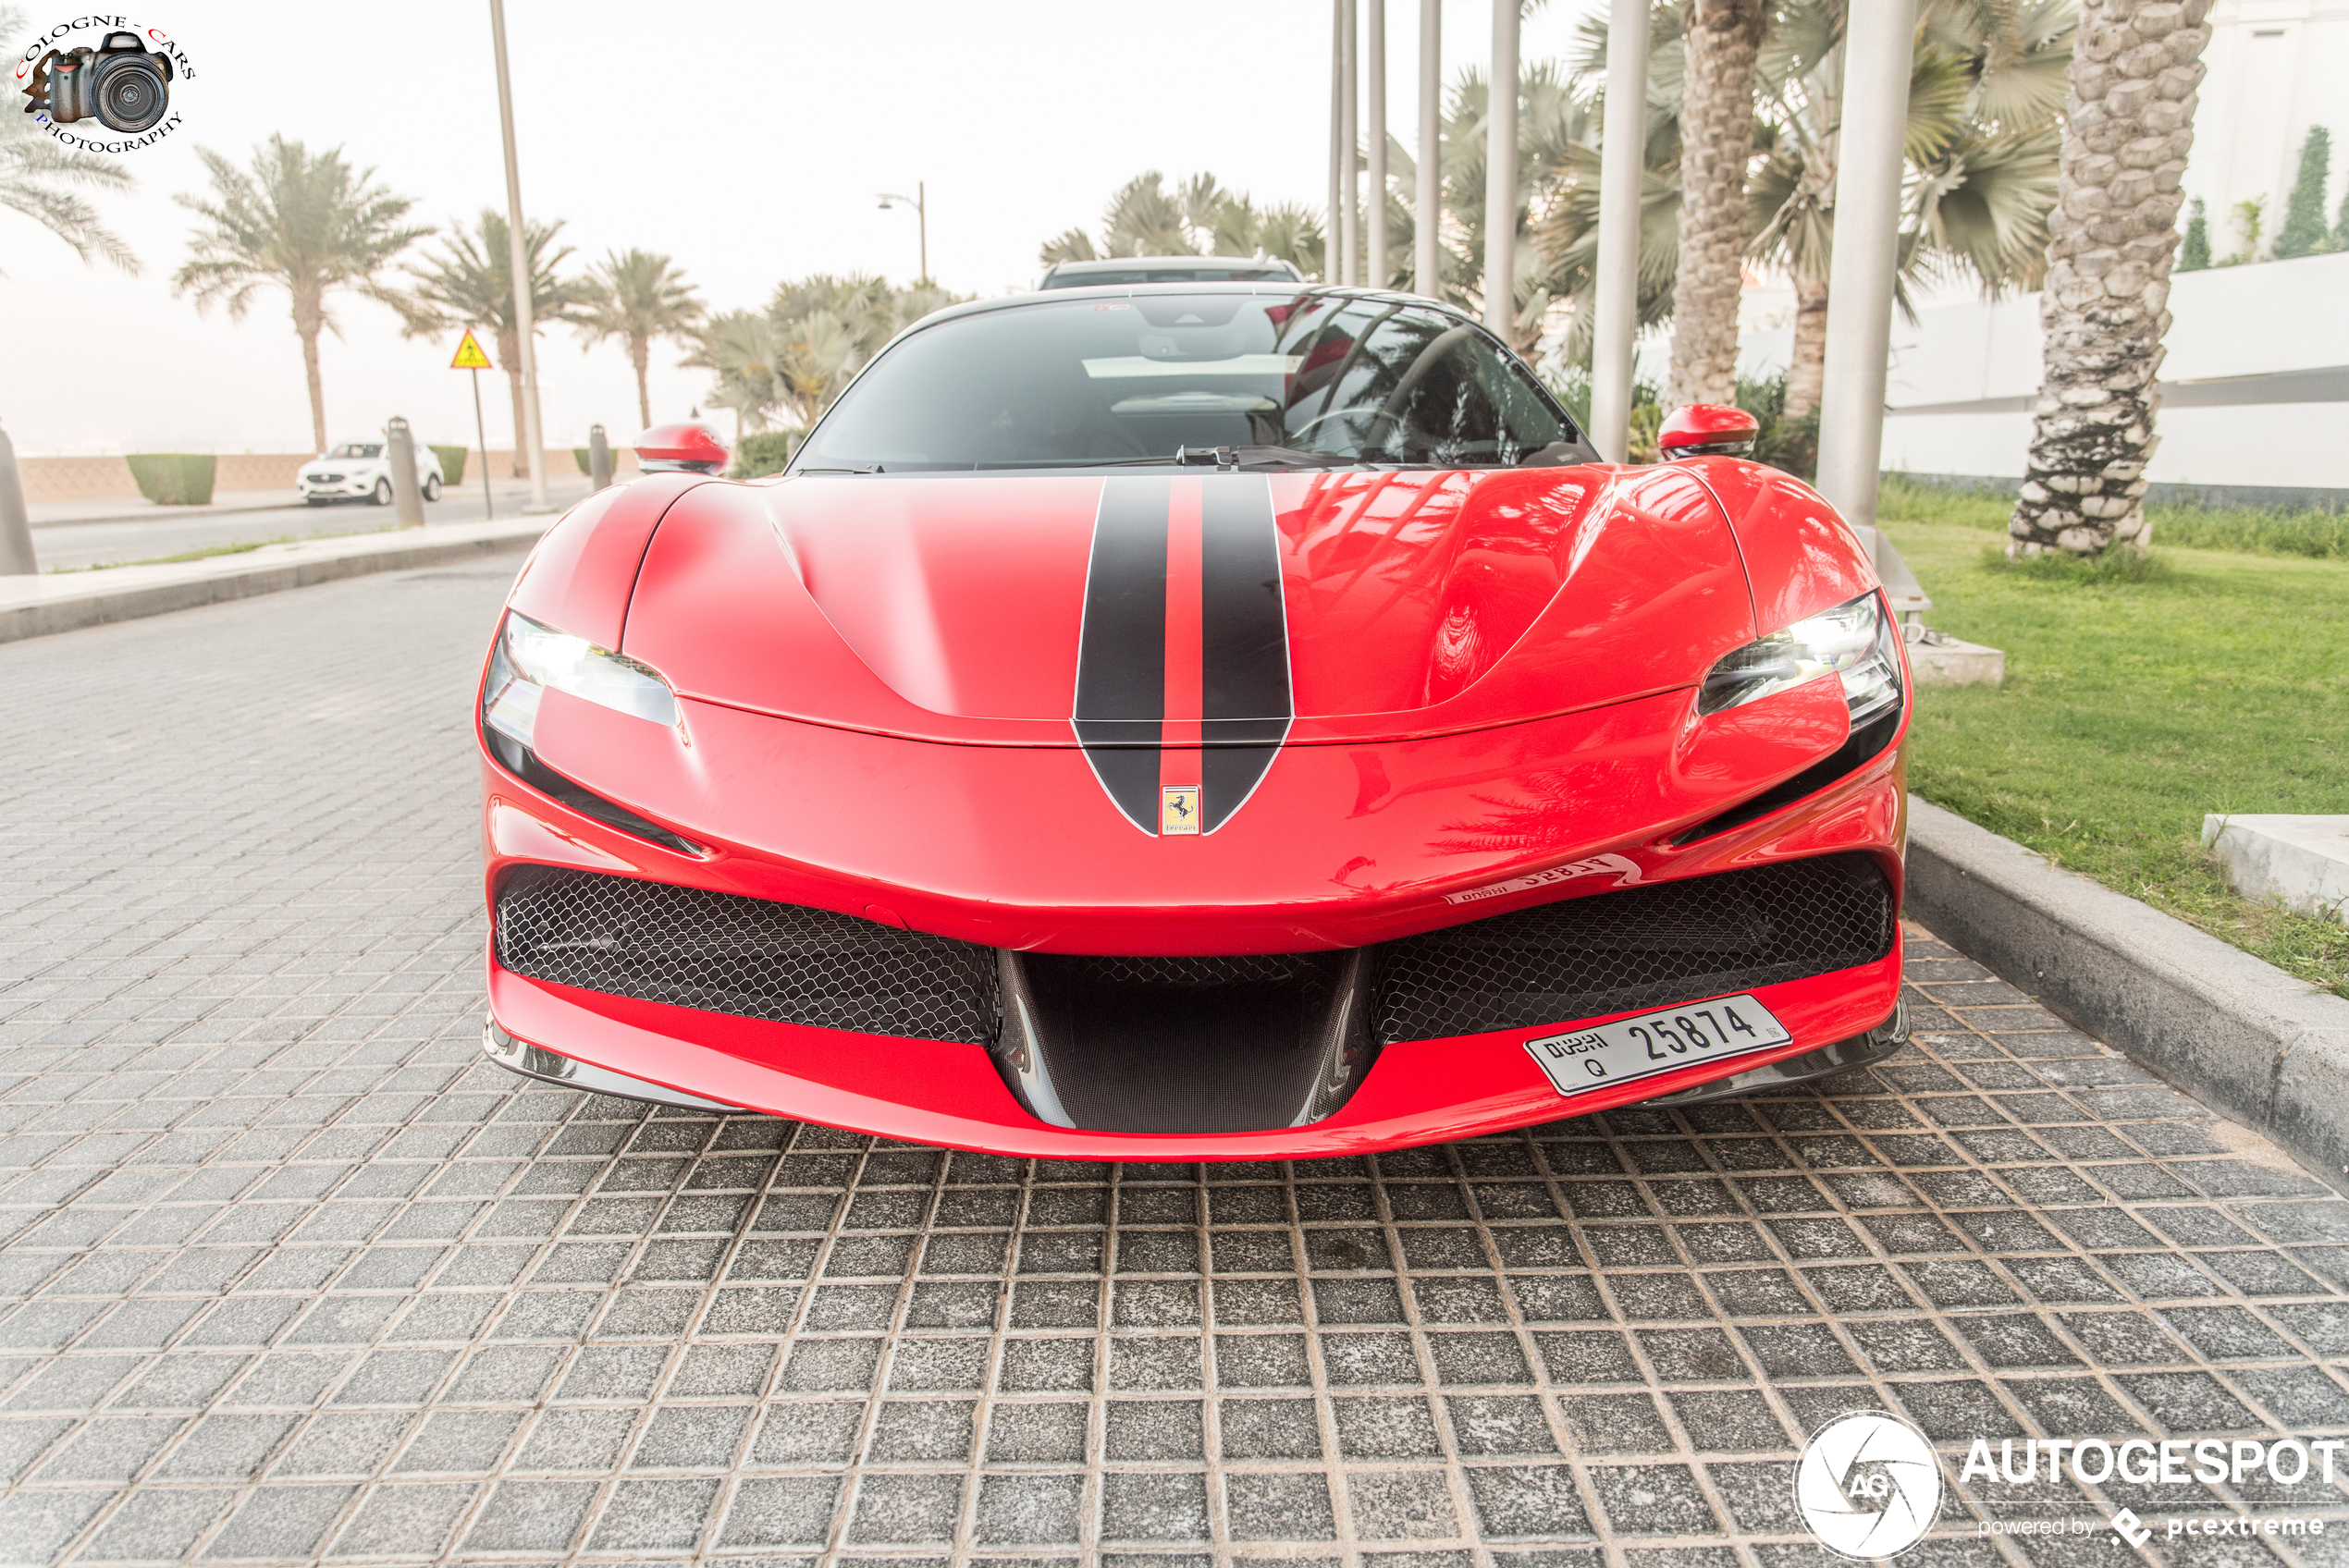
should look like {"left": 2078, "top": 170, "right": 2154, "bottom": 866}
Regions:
{"left": 619, "top": 468, "right": 1761, "bottom": 747}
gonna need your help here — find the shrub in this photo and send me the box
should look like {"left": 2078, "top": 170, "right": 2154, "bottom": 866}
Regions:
{"left": 125, "top": 454, "right": 216, "bottom": 506}
{"left": 731, "top": 430, "right": 799, "bottom": 479}
{"left": 429, "top": 445, "right": 468, "bottom": 485}
{"left": 1735, "top": 369, "right": 1818, "bottom": 484}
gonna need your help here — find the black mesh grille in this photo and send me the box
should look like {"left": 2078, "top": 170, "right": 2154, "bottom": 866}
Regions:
{"left": 497, "top": 854, "right": 1890, "bottom": 1056}
{"left": 495, "top": 868, "right": 998, "bottom": 1044}
{"left": 1371, "top": 852, "right": 1893, "bottom": 1044}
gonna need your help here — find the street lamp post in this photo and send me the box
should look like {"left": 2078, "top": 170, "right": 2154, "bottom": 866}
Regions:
{"left": 1482, "top": 0, "right": 1518, "bottom": 337}
{"left": 1367, "top": 0, "right": 1386, "bottom": 289}
{"left": 1339, "top": 0, "right": 1359, "bottom": 286}
{"left": 486, "top": 0, "right": 550, "bottom": 514}
{"left": 1589, "top": 0, "right": 1652, "bottom": 464}
{"left": 878, "top": 185, "right": 928, "bottom": 285}
{"left": 1414, "top": 0, "right": 1441, "bottom": 299}
{"left": 1814, "top": 0, "right": 1916, "bottom": 532}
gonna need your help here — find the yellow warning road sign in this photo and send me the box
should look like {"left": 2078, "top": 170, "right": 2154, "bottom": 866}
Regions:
{"left": 449, "top": 329, "right": 493, "bottom": 371}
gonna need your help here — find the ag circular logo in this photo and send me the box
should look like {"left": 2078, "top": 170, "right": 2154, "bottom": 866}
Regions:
{"left": 1794, "top": 1410, "right": 1942, "bottom": 1559}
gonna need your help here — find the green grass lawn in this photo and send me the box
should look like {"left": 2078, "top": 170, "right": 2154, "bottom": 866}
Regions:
{"left": 1876, "top": 477, "right": 2349, "bottom": 996}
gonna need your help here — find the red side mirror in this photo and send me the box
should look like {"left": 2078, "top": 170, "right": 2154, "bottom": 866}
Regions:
{"left": 1658, "top": 403, "right": 1761, "bottom": 459}
{"left": 634, "top": 422, "right": 732, "bottom": 474}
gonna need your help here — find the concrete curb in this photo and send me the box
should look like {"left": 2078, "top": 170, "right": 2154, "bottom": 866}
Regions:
{"left": 0, "top": 517, "right": 547, "bottom": 643}
{"left": 29, "top": 495, "right": 303, "bottom": 530}
{"left": 1905, "top": 796, "right": 2349, "bottom": 1194}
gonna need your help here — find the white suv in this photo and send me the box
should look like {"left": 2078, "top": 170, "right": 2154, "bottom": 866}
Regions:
{"left": 299, "top": 440, "right": 443, "bottom": 506}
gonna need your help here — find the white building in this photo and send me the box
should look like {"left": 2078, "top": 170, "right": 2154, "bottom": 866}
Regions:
{"left": 2187, "top": 0, "right": 2349, "bottom": 249}
{"left": 1731, "top": 5, "right": 2349, "bottom": 504}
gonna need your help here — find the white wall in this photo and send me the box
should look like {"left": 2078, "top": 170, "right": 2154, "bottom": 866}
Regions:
{"left": 2186, "top": 0, "right": 2349, "bottom": 251}
{"left": 1739, "top": 251, "right": 2349, "bottom": 489}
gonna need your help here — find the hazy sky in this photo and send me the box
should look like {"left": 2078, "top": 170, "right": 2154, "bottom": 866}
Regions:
{"left": 5, "top": 0, "right": 1604, "bottom": 455}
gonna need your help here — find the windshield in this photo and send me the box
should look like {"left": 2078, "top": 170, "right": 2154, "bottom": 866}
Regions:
{"left": 327, "top": 444, "right": 382, "bottom": 459}
{"left": 793, "top": 291, "right": 1587, "bottom": 472}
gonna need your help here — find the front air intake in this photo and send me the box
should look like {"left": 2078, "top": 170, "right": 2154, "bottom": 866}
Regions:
{"left": 491, "top": 852, "right": 1895, "bottom": 1130}
{"left": 495, "top": 866, "right": 998, "bottom": 1044}
{"left": 1371, "top": 851, "right": 1894, "bottom": 1043}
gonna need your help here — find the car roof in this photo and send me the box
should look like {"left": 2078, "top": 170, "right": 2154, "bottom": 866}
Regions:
{"left": 907, "top": 281, "right": 1480, "bottom": 337}
{"left": 1039, "top": 254, "right": 1305, "bottom": 284}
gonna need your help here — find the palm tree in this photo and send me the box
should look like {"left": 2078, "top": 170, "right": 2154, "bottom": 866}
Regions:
{"left": 1748, "top": 0, "right": 2073, "bottom": 415}
{"left": 173, "top": 136, "right": 426, "bottom": 455}
{"left": 1039, "top": 171, "right": 1327, "bottom": 280}
{"left": 2009, "top": 0, "right": 2209, "bottom": 557}
{"left": 1537, "top": 2, "right": 2071, "bottom": 418}
{"left": 0, "top": 8, "right": 137, "bottom": 274}
{"left": 1668, "top": 0, "right": 1770, "bottom": 409}
{"left": 767, "top": 273, "right": 968, "bottom": 427}
{"left": 684, "top": 310, "right": 784, "bottom": 441}
{"left": 577, "top": 249, "right": 706, "bottom": 431}
{"left": 402, "top": 210, "right": 592, "bottom": 475}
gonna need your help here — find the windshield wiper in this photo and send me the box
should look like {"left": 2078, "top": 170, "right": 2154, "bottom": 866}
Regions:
{"left": 796, "top": 463, "right": 883, "bottom": 474}
{"left": 1179, "top": 445, "right": 1364, "bottom": 471}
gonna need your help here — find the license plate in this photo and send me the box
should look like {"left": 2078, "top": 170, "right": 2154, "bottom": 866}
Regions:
{"left": 1524, "top": 995, "right": 1792, "bottom": 1098}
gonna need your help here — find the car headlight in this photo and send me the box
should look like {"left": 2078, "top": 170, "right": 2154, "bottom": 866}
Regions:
{"left": 1697, "top": 591, "right": 1902, "bottom": 726}
{"left": 482, "top": 611, "right": 678, "bottom": 751}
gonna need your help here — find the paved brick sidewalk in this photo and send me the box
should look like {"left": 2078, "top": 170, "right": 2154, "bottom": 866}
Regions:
{"left": 1, "top": 570, "right": 2346, "bottom": 1566}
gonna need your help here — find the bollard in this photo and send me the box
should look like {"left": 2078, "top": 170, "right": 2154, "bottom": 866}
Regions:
{"left": 588, "top": 424, "right": 612, "bottom": 491}
{"left": 0, "top": 417, "right": 33, "bottom": 576}
{"left": 385, "top": 417, "right": 426, "bottom": 528}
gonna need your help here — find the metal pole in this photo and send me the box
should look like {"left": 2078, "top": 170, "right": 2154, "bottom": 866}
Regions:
{"left": 471, "top": 366, "right": 493, "bottom": 521}
{"left": 1415, "top": 0, "right": 1441, "bottom": 298}
{"left": 488, "top": 0, "right": 549, "bottom": 514}
{"left": 588, "top": 423, "right": 612, "bottom": 490}
{"left": 1482, "top": 0, "right": 1518, "bottom": 337}
{"left": 1589, "top": 0, "right": 1652, "bottom": 463}
{"left": 0, "top": 418, "right": 34, "bottom": 575}
{"left": 916, "top": 181, "right": 928, "bottom": 285}
{"left": 1367, "top": 0, "right": 1387, "bottom": 289}
{"left": 1814, "top": 0, "right": 1914, "bottom": 531}
{"left": 386, "top": 415, "right": 425, "bottom": 527}
{"left": 1329, "top": 0, "right": 1345, "bottom": 283}
{"left": 1340, "top": 0, "right": 1359, "bottom": 285}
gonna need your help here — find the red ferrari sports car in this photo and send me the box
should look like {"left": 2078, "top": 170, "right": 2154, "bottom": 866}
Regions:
{"left": 476, "top": 283, "right": 1911, "bottom": 1159}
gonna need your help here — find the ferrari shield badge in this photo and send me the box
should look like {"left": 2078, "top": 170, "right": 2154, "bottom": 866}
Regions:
{"left": 1161, "top": 786, "right": 1200, "bottom": 836}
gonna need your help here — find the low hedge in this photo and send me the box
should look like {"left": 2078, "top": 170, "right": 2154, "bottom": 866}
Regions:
{"left": 126, "top": 453, "right": 217, "bottom": 506}
{"left": 429, "top": 445, "right": 468, "bottom": 485}
{"left": 731, "top": 430, "right": 798, "bottom": 479}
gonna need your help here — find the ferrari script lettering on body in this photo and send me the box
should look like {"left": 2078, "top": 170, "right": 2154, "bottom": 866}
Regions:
{"left": 1444, "top": 852, "right": 1646, "bottom": 905}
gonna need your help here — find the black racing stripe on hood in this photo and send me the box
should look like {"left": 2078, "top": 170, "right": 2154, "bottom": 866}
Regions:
{"left": 1074, "top": 476, "right": 1169, "bottom": 834}
{"left": 1199, "top": 476, "right": 1290, "bottom": 831}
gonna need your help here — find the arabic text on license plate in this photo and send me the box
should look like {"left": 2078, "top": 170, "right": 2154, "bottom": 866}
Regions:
{"left": 1523, "top": 995, "right": 1792, "bottom": 1098}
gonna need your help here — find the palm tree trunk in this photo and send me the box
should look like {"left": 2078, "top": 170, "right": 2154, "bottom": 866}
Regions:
{"left": 1666, "top": 0, "right": 1769, "bottom": 410}
{"left": 631, "top": 334, "right": 652, "bottom": 431}
{"left": 1783, "top": 275, "right": 1829, "bottom": 419}
{"left": 292, "top": 290, "right": 328, "bottom": 455}
{"left": 498, "top": 326, "right": 529, "bottom": 479}
{"left": 2011, "top": 0, "right": 2210, "bottom": 557}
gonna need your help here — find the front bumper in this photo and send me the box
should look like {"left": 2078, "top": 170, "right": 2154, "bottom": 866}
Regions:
{"left": 484, "top": 941, "right": 1903, "bottom": 1159}
{"left": 479, "top": 659, "right": 1911, "bottom": 1158}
